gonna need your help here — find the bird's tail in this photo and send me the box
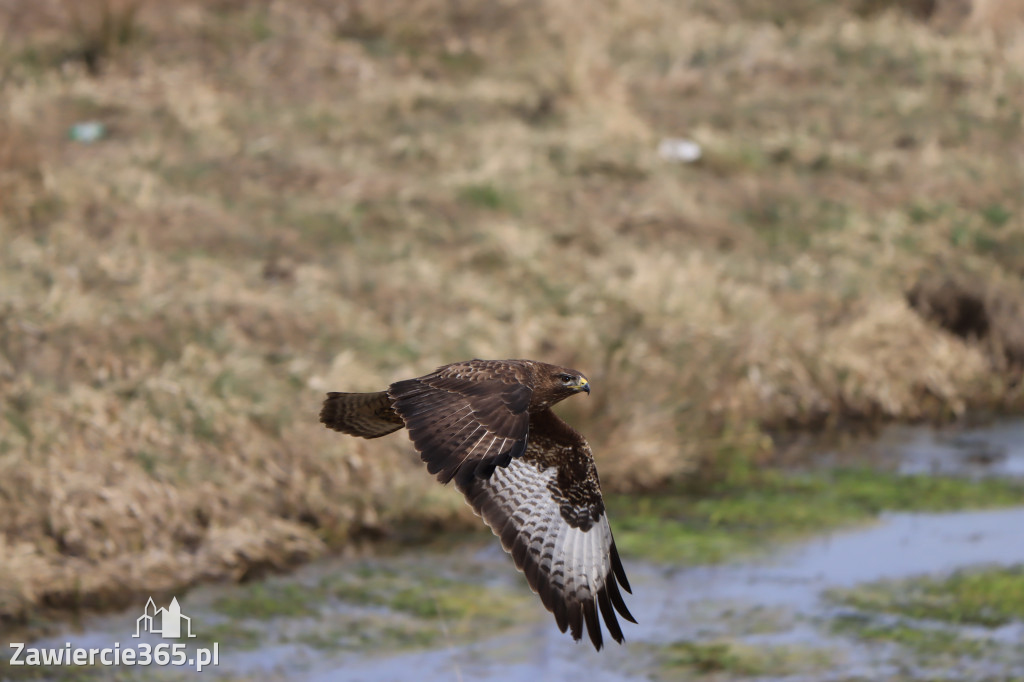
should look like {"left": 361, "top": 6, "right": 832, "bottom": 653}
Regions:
{"left": 319, "top": 391, "right": 405, "bottom": 439}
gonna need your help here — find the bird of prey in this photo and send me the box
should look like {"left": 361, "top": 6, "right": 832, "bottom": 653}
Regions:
{"left": 319, "top": 358, "right": 635, "bottom": 650}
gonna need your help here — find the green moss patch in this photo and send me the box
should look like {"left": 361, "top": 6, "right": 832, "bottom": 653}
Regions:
{"left": 320, "top": 565, "right": 531, "bottom": 630}
{"left": 194, "top": 621, "right": 264, "bottom": 650}
{"left": 168, "top": 556, "right": 537, "bottom": 660}
{"left": 287, "top": 615, "right": 442, "bottom": 652}
{"left": 650, "top": 640, "right": 836, "bottom": 679}
{"left": 830, "top": 613, "right": 995, "bottom": 659}
{"left": 609, "top": 469, "right": 1024, "bottom": 564}
{"left": 211, "top": 582, "right": 319, "bottom": 620}
{"left": 828, "top": 565, "right": 1024, "bottom": 627}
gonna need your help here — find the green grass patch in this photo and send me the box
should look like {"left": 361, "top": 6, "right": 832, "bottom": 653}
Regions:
{"left": 4, "top": 411, "right": 33, "bottom": 443}
{"left": 320, "top": 566, "right": 528, "bottom": 627}
{"left": 828, "top": 565, "right": 1024, "bottom": 628}
{"left": 609, "top": 469, "right": 1024, "bottom": 564}
{"left": 830, "top": 613, "right": 994, "bottom": 659}
{"left": 194, "top": 621, "right": 264, "bottom": 650}
{"left": 608, "top": 506, "right": 751, "bottom": 564}
{"left": 212, "top": 582, "right": 320, "bottom": 620}
{"left": 456, "top": 183, "right": 517, "bottom": 211}
{"left": 652, "top": 640, "right": 835, "bottom": 679}
{"left": 290, "top": 618, "right": 441, "bottom": 652}
{"left": 980, "top": 202, "right": 1013, "bottom": 228}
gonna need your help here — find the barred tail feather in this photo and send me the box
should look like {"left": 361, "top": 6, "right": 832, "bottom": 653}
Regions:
{"left": 320, "top": 391, "right": 404, "bottom": 439}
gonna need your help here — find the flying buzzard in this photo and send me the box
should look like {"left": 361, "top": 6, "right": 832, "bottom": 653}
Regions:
{"left": 319, "top": 359, "right": 635, "bottom": 650}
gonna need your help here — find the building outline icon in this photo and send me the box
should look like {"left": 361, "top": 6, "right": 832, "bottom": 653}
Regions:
{"left": 133, "top": 597, "right": 196, "bottom": 639}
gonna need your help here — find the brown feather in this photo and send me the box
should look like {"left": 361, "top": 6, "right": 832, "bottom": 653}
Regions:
{"left": 389, "top": 368, "right": 532, "bottom": 485}
{"left": 319, "top": 392, "right": 403, "bottom": 438}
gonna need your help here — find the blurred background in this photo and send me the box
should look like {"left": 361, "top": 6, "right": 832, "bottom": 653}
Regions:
{"left": 2, "top": 0, "right": 1024, "bottom": 679}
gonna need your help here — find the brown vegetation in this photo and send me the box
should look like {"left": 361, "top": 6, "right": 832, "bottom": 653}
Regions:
{"left": 1, "top": 0, "right": 1023, "bottom": 625}
{"left": 907, "top": 271, "right": 1024, "bottom": 368}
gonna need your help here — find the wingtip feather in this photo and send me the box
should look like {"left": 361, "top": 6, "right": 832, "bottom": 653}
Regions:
{"left": 606, "top": 575, "right": 637, "bottom": 624}
{"left": 611, "top": 541, "right": 632, "bottom": 594}
{"left": 597, "top": 587, "right": 624, "bottom": 644}
{"left": 583, "top": 598, "right": 603, "bottom": 651}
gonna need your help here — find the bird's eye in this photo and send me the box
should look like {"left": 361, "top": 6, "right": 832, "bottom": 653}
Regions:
{"left": 559, "top": 374, "right": 574, "bottom": 384}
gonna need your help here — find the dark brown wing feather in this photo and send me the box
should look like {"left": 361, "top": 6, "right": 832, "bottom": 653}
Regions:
{"left": 319, "top": 391, "right": 404, "bottom": 438}
{"left": 388, "top": 361, "right": 532, "bottom": 488}
{"left": 459, "top": 408, "right": 635, "bottom": 651}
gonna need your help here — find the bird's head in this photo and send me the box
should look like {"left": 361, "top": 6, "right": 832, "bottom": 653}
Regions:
{"left": 544, "top": 366, "right": 590, "bottom": 402}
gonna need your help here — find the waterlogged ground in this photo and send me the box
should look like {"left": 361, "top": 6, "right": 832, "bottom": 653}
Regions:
{"left": 5, "top": 422, "right": 1024, "bottom": 682}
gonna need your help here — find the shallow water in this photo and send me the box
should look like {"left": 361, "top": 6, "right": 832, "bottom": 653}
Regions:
{"left": 873, "top": 419, "right": 1024, "bottom": 478}
{"left": 326, "top": 507, "right": 1024, "bottom": 682}
{"left": 16, "top": 423, "right": 1024, "bottom": 682}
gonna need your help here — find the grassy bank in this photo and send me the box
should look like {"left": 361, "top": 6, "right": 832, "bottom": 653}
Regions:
{"left": 2, "top": 0, "right": 1024, "bottom": 624}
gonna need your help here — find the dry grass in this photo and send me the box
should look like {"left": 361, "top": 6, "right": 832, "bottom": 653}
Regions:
{"left": 2, "top": 0, "right": 1024, "bottom": 624}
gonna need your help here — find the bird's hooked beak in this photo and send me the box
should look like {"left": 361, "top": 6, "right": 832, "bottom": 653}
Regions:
{"left": 577, "top": 377, "right": 590, "bottom": 395}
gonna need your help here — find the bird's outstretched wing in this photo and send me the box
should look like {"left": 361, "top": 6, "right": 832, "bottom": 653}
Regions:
{"left": 459, "top": 408, "right": 635, "bottom": 650}
{"left": 388, "top": 361, "right": 532, "bottom": 488}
